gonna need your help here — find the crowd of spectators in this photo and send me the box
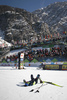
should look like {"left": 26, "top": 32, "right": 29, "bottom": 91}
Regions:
{"left": 2, "top": 46, "right": 67, "bottom": 63}
{"left": 24, "top": 47, "right": 67, "bottom": 60}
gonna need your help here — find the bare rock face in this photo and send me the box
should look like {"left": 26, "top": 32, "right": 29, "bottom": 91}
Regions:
{"left": 33, "top": 2, "right": 67, "bottom": 36}
{"left": 0, "top": 2, "right": 67, "bottom": 43}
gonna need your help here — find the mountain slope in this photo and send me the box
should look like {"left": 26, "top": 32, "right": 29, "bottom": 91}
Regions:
{"left": 0, "top": 2, "right": 67, "bottom": 44}
{"left": 0, "top": 5, "right": 50, "bottom": 43}
{"left": 33, "top": 2, "right": 67, "bottom": 35}
{"left": 0, "top": 5, "right": 38, "bottom": 42}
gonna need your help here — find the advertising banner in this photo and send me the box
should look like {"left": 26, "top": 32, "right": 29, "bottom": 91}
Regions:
{"left": 43, "top": 64, "right": 67, "bottom": 70}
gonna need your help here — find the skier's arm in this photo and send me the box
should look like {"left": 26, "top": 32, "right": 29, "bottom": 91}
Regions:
{"left": 39, "top": 78, "right": 43, "bottom": 83}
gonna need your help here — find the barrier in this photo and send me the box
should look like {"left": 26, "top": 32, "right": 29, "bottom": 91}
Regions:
{"left": 0, "top": 63, "right": 18, "bottom": 66}
{"left": 62, "top": 65, "right": 67, "bottom": 70}
{"left": 43, "top": 64, "right": 67, "bottom": 70}
{"left": 45, "top": 65, "right": 59, "bottom": 70}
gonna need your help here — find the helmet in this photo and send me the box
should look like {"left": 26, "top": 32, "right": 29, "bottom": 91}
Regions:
{"left": 37, "top": 74, "right": 40, "bottom": 78}
{"left": 23, "top": 79, "right": 26, "bottom": 83}
{"left": 31, "top": 74, "right": 33, "bottom": 78}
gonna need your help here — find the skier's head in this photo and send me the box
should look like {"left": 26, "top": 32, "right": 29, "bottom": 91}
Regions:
{"left": 23, "top": 79, "right": 26, "bottom": 83}
{"left": 37, "top": 74, "right": 40, "bottom": 78}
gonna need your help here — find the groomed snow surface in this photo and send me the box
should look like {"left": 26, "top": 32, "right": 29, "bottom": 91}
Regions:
{"left": 0, "top": 66, "right": 67, "bottom": 100}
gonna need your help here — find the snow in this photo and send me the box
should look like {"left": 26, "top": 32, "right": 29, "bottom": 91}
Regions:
{"left": 41, "top": 8, "right": 44, "bottom": 10}
{"left": 5, "top": 48, "right": 26, "bottom": 57}
{"left": 5, "top": 11, "right": 16, "bottom": 14}
{"left": 59, "top": 17, "right": 67, "bottom": 25}
{"left": 0, "top": 37, "right": 12, "bottom": 47}
{"left": 42, "top": 12, "right": 48, "bottom": 16}
{"left": 0, "top": 48, "right": 67, "bottom": 100}
{"left": 0, "top": 30, "right": 4, "bottom": 39}
{"left": 0, "top": 66, "right": 67, "bottom": 100}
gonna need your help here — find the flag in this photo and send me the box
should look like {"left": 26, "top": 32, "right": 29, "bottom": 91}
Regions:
{"left": 65, "top": 31, "right": 66, "bottom": 35}
{"left": 54, "top": 33, "right": 56, "bottom": 37}
{"left": 63, "top": 31, "right": 65, "bottom": 34}
{"left": 51, "top": 34, "right": 52, "bottom": 38}
{"left": 57, "top": 33, "right": 59, "bottom": 37}
{"left": 63, "top": 31, "right": 66, "bottom": 35}
{"left": 39, "top": 36, "right": 41, "bottom": 40}
{"left": 45, "top": 35, "right": 46, "bottom": 39}
{"left": 48, "top": 35, "right": 49, "bottom": 38}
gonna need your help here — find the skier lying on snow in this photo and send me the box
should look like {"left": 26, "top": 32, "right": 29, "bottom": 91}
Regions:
{"left": 23, "top": 74, "right": 43, "bottom": 86}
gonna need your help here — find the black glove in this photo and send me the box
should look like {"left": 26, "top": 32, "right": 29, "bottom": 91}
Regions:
{"left": 40, "top": 80, "right": 43, "bottom": 83}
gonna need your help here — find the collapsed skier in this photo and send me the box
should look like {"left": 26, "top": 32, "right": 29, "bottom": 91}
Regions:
{"left": 23, "top": 74, "right": 43, "bottom": 86}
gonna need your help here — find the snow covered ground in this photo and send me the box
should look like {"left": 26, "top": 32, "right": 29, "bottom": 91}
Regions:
{"left": 0, "top": 48, "right": 67, "bottom": 100}
{"left": 0, "top": 66, "right": 67, "bottom": 100}
{"left": 5, "top": 48, "right": 26, "bottom": 57}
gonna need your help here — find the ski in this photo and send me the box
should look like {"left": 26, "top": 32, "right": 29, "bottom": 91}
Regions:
{"left": 34, "top": 84, "right": 43, "bottom": 93}
{"left": 43, "top": 81, "right": 63, "bottom": 87}
{"left": 30, "top": 83, "right": 47, "bottom": 93}
{"left": 35, "top": 90, "right": 39, "bottom": 93}
{"left": 30, "top": 81, "right": 63, "bottom": 93}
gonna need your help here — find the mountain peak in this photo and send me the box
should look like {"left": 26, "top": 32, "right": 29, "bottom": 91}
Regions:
{"left": 33, "top": 1, "right": 67, "bottom": 34}
{"left": 0, "top": 2, "right": 67, "bottom": 44}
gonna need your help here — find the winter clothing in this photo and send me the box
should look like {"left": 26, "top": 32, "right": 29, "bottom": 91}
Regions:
{"left": 29, "top": 74, "right": 35, "bottom": 85}
{"left": 35, "top": 74, "right": 43, "bottom": 84}
{"left": 23, "top": 74, "right": 43, "bottom": 86}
